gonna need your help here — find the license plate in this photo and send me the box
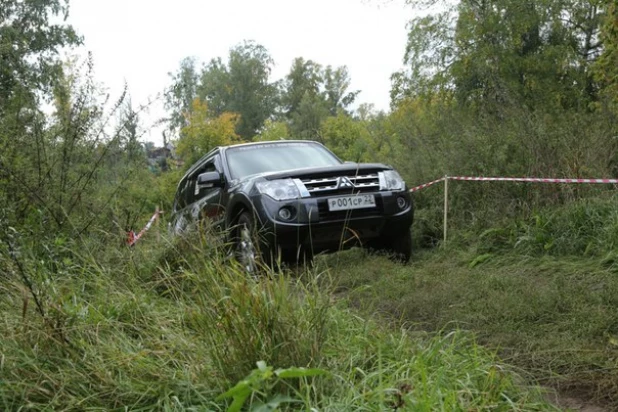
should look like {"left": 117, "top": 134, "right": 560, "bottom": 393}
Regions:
{"left": 328, "top": 194, "right": 376, "bottom": 211}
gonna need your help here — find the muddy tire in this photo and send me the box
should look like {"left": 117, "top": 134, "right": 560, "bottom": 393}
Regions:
{"left": 234, "top": 212, "right": 274, "bottom": 273}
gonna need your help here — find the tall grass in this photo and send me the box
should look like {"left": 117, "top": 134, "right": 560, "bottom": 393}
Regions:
{"left": 472, "top": 192, "right": 618, "bottom": 257}
{"left": 330, "top": 190, "right": 618, "bottom": 409}
{"left": 0, "top": 228, "right": 557, "bottom": 410}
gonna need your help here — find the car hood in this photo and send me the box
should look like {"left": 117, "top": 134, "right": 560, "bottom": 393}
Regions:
{"left": 257, "top": 163, "right": 392, "bottom": 181}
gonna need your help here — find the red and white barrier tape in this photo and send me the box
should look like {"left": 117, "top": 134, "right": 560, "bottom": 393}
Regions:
{"left": 409, "top": 176, "right": 618, "bottom": 192}
{"left": 450, "top": 176, "right": 618, "bottom": 184}
{"left": 128, "top": 211, "right": 161, "bottom": 247}
{"left": 409, "top": 177, "right": 446, "bottom": 192}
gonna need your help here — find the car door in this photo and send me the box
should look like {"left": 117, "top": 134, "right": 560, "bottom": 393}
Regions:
{"left": 170, "top": 177, "right": 192, "bottom": 234}
{"left": 188, "top": 156, "right": 225, "bottom": 230}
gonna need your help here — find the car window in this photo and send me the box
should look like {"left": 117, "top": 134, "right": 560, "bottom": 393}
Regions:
{"left": 174, "top": 178, "right": 189, "bottom": 211}
{"left": 188, "top": 159, "right": 219, "bottom": 203}
{"left": 226, "top": 142, "right": 342, "bottom": 180}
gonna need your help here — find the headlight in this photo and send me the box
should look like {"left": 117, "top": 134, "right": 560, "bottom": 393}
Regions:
{"left": 256, "top": 179, "right": 300, "bottom": 201}
{"left": 379, "top": 170, "right": 405, "bottom": 191}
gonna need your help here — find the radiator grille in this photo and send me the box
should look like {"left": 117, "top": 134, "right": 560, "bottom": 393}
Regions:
{"left": 301, "top": 173, "right": 380, "bottom": 196}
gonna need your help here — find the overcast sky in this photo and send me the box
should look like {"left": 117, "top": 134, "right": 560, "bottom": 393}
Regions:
{"left": 65, "top": 0, "right": 413, "bottom": 144}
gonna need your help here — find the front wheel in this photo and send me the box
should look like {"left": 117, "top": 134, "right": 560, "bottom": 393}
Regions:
{"left": 367, "top": 227, "right": 412, "bottom": 263}
{"left": 235, "top": 212, "right": 261, "bottom": 273}
{"left": 234, "top": 211, "right": 279, "bottom": 274}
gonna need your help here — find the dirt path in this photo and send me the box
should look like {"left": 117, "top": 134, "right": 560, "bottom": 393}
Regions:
{"left": 545, "top": 390, "right": 607, "bottom": 412}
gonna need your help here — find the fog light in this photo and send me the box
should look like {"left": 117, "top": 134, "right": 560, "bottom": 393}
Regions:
{"left": 278, "top": 207, "right": 293, "bottom": 220}
{"left": 397, "top": 197, "right": 407, "bottom": 209}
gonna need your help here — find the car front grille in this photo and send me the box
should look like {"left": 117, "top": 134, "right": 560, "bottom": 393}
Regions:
{"left": 301, "top": 173, "right": 380, "bottom": 196}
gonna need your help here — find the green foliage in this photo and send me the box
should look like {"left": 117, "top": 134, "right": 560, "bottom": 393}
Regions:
{"left": 329, "top": 242, "right": 618, "bottom": 409}
{"left": 320, "top": 112, "right": 375, "bottom": 162}
{"left": 595, "top": 0, "right": 618, "bottom": 112}
{"left": 0, "top": 52, "right": 157, "bottom": 237}
{"left": 164, "top": 57, "right": 200, "bottom": 130}
{"left": 397, "top": 0, "right": 605, "bottom": 111}
{"left": 0, "top": 0, "right": 166, "bottom": 242}
{"left": 321, "top": 65, "right": 360, "bottom": 116}
{"left": 319, "top": 320, "right": 555, "bottom": 411}
{"left": 288, "top": 91, "right": 330, "bottom": 140}
{"left": 0, "top": 0, "right": 91, "bottom": 236}
{"left": 282, "top": 57, "right": 359, "bottom": 140}
{"left": 0, "top": 0, "right": 81, "bottom": 111}
{"left": 176, "top": 98, "right": 241, "bottom": 165}
{"left": 383, "top": 0, "right": 618, "bottom": 243}
{"left": 381, "top": 92, "right": 618, "bottom": 233}
{"left": 391, "top": 9, "right": 456, "bottom": 102}
{"left": 280, "top": 57, "right": 322, "bottom": 116}
{"left": 217, "top": 361, "right": 326, "bottom": 412}
{"left": 181, "top": 243, "right": 331, "bottom": 385}
{"left": 165, "top": 48, "right": 361, "bottom": 144}
{"left": 0, "top": 228, "right": 558, "bottom": 410}
{"left": 4, "top": 0, "right": 618, "bottom": 409}
{"left": 474, "top": 193, "right": 618, "bottom": 257}
{"left": 165, "top": 41, "right": 278, "bottom": 141}
{"left": 201, "top": 41, "right": 278, "bottom": 140}
{"left": 254, "top": 119, "right": 289, "bottom": 141}
{"left": 469, "top": 252, "right": 493, "bottom": 268}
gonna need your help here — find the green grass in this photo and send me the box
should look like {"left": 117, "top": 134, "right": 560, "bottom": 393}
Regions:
{"left": 0, "top": 230, "right": 557, "bottom": 410}
{"left": 324, "top": 243, "right": 618, "bottom": 408}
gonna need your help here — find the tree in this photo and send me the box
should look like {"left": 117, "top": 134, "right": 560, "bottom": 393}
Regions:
{"left": 176, "top": 98, "right": 240, "bottom": 165}
{"left": 595, "top": 0, "right": 618, "bottom": 112}
{"left": 116, "top": 97, "right": 145, "bottom": 164}
{"left": 281, "top": 58, "right": 359, "bottom": 139}
{"left": 320, "top": 113, "right": 375, "bottom": 162}
{"left": 394, "top": 0, "right": 607, "bottom": 111}
{"left": 289, "top": 92, "right": 329, "bottom": 140}
{"left": 197, "top": 57, "right": 230, "bottom": 117}
{"left": 167, "top": 46, "right": 361, "bottom": 142}
{"left": 164, "top": 57, "right": 200, "bottom": 130}
{"left": 355, "top": 103, "right": 377, "bottom": 122}
{"left": 0, "top": 1, "right": 84, "bottom": 230}
{"left": 322, "top": 65, "right": 360, "bottom": 116}
{"left": 0, "top": 0, "right": 81, "bottom": 113}
{"left": 255, "top": 119, "right": 289, "bottom": 141}
{"left": 280, "top": 57, "right": 322, "bottom": 115}
{"left": 198, "top": 41, "right": 278, "bottom": 140}
{"left": 166, "top": 41, "right": 278, "bottom": 141}
{"left": 390, "top": 9, "right": 456, "bottom": 104}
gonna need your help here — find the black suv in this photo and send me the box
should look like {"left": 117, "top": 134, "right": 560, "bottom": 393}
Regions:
{"left": 171, "top": 140, "right": 413, "bottom": 270}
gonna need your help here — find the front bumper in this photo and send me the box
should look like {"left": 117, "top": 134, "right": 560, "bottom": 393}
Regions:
{"left": 252, "top": 191, "right": 413, "bottom": 253}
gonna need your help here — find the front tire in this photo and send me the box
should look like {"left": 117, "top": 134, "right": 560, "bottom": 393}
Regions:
{"left": 234, "top": 211, "right": 277, "bottom": 273}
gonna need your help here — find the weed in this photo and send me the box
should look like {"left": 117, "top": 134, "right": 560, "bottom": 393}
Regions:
{"left": 0, "top": 230, "right": 557, "bottom": 410}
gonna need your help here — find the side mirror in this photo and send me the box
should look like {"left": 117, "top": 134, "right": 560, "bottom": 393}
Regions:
{"left": 197, "top": 171, "right": 222, "bottom": 189}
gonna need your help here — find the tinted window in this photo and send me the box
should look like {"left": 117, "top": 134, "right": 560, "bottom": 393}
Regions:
{"left": 174, "top": 178, "right": 189, "bottom": 211}
{"left": 226, "top": 142, "right": 341, "bottom": 180}
{"left": 188, "top": 161, "right": 218, "bottom": 203}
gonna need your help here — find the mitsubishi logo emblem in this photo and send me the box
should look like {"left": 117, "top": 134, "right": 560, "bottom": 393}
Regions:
{"left": 337, "top": 176, "right": 355, "bottom": 189}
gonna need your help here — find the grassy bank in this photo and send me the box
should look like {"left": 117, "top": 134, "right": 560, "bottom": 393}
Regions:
{"left": 0, "top": 231, "right": 557, "bottom": 410}
{"left": 327, "top": 194, "right": 618, "bottom": 408}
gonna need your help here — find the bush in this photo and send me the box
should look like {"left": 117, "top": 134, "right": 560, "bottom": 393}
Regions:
{"left": 469, "top": 192, "right": 618, "bottom": 258}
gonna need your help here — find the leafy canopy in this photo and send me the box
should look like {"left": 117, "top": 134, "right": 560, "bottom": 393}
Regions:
{"left": 176, "top": 98, "right": 240, "bottom": 165}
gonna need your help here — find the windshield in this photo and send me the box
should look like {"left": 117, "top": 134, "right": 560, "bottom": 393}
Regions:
{"left": 226, "top": 142, "right": 342, "bottom": 180}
